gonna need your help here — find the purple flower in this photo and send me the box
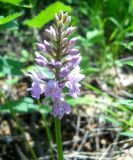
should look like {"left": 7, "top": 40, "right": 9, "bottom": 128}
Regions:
{"left": 65, "top": 26, "right": 76, "bottom": 35}
{"left": 45, "top": 26, "right": 56, "bottom": 41}
{"left": 59, "top": 66, "right": 69, "bottom": 78}
{"left": 68, "top": 38, "right": 78, "bottom": 49}
{"left": 50, "top": 60, "right": 62, "bottom": 68}
{"left": 66, "top": 55, "right": 82, "bottom": 68}
{"left": 30, "top": 83, "right": 41, "bottom": 99}
{"left": 27, "top": 71, "right": 46, "bottom": 99}
{"left": 45, "top": 80, "right": 62, "bottom": 101}
{"left": 28, "top": 11, "right": 84, "bottom": 119}
{"left": 44, "top": 40, "right": 53, "bottom": 52}
{"left": 66, "top": 67, "right": 84, "bottom": 83}
{"left": 52, "top": 100, "right": 71, "bottom": 119}
{"left": 35, "top": 52, "right": 47, "bottom": 67}
{"left": 36, "top": 43, "right": 46, "bottom": 51}
{"left": 68, "top": 48, "right": 80, "bottom": 55}
{"left": 62, "top": 38, "right": 68, "bottom": 45}
{"left": 67, "top": 83, "right": 81, "bottom": 98}
{"left": 65, "top": 67, "right": 84, "bottom": 98}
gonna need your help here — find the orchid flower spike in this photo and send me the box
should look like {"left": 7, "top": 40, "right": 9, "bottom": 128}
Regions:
{"left": 28, "top": 11, "right": 84, "bottom": 119}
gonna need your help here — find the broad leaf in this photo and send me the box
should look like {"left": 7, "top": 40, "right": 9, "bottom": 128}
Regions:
{"left": 0, "top": 97, "right": 51, "bottom": 114}
{"left": 0, "top": 21, "right": 19, "bottom": 31}
{"left": 0, "top": 57, "right": 23, "bottom": 77}
{"left": 25, "top": 1, "right": 72, "bottom": 28}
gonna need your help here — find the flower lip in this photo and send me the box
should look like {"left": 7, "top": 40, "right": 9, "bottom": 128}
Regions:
{"left": 31, "top": 83, "right": 41, "bottom": 99}
{"left": 52, "top": 100, "right": 71, "bottom": 119}
{"left": 45, "top": 80, "right": 62, "bottom": 101}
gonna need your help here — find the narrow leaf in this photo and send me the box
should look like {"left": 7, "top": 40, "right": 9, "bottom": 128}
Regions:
{"left": 122, "top": 60, "right": 133, "bottom": 67}
{"left": 67, "top": 96, "right": 89, "bottom": 106}
{"left": 0, "top": 0, "right": 22, "bottom": 5}
{"left": 119, "top": 131, "right": 133, "bottom": 137}
{"left": 0, "top": 12, "right": 22, "bottom": 25}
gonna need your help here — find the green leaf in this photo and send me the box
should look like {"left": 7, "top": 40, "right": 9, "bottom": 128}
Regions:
{"left": 108, "top": 17, "right": 122, "bottom": 29}
{"left": 0, "top": 97, "right": 34, "bottom": 113}
{"left": 81, "top": 56, "right": 90, "bottom": 74}
{"left": 67, "top": 96, "right": 89, "bottom": 106}
{"left": 102, "top": 115, "right": 123, "bottom": 126}
{"left": 119, "top": 131, "right": 133, "bottom": 137}
{"left": 117, "top": 105, "right": 131, "bottom": 113}
{"left": 25, "top": 66, "right": 55, "bottom": 80}
{"left": 82, "top": 82, "right": 103, "bottom": 94}
{"left": 0, "top": 21, "right": 19, "bottom": 31}
{"left": 122, "top": 60, "right": 133, "bottom": 67}
{"left": 106, "top": 108, "right": 120, "bottom": 118}
{"left": 117, "top": 99, "right": 133, "bottom": 110}
{"left": 0, "top": 0, "right": 22, "bottom": 5}
{"left": 86, "top": 29, "right": 104, "bottom": 43}
{"left": 38, "top": 67, "right": 55, "bottom": 79}
{"left": 25, "top": 1, "right": 72, "bottom": 28}
{"left": 0, "top": 97, "right": 51, "bottom": 114}
{"left": 118, "top": 41, "right": 133, "bottom": 50}
{"left": 39, "top": 105, "right": 51, "bottom": 114}
{"left": 129, "top": 116, "right": 133, "bottom": 127}
{"left": 0, "top": 12, "right": 22, "bottom": 25}
{"left": 6, "top": 77, "right": 19, "bottom": 85}
{"left": 0, "top": 56, "right": 23, "bottom": 77}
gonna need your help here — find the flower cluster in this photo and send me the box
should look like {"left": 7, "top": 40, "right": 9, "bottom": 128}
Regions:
{"left": 28, "top": 11, "right": 84, "bottom": 119}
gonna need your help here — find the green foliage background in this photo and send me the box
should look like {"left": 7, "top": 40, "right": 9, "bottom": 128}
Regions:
{"left": 0, "top": 0, "right": 133, "bottom": 138}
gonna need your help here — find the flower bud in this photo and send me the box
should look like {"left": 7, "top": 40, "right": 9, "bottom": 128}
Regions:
{"left": 65, "top": 16, "right": 71, "bottom": 25}
{"left": 35, "top": 52, "right": 47, "bottom": 67}
{"left": 58, "top": 10, "right": 63, "bottom": 20}
{"left": 67, "top": 55, "right": 82, "bottom": 67}
{"left": 69, "top": 38, "right": 78, "bottom": 46}
{"left": 50, "top": 60, "right": 62, "bottom": 68}
{"left": 62, "top": 38, "right": 68, "bottom": 45}
{"left": 58, "top": 21, "right": 64, "bottom": 29}
{"left": 55, "top": 14, "right": 59, "bottom": 22}
{"left": 45, "top": 27, "right": 56, "bottom": 41}
{"left": 68, "top": 49, "right": 80, "bottom": 55}
{"left": 44, "top": 40, "right": 53, "bottom": 52}
{"left": 63, "top": 12, "right": 68, "bottom": 19}
{"left": 45, "top": 29, "right": 52, "bottom": 37}
{"left": 65, "top": 26, "right": 76, "bottom": 35}
{"left": 55, "top": 61, "right": 62, "bottom": 68}
{"left": 62, "top": 12, "right": 68, "bottom": 22}
{"left": 50, "top": 26, "right": 56, "bottom": 40}
{"left": 36, "top": 43, "right": 46, "bottom": 51}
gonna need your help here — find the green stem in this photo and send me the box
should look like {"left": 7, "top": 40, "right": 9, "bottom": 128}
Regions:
{"left": 42, "top": 114, "right": 54, "bottom": 160}
{"left": 37, "top": 100, "right": 54, "bottom": 160}
{"left": 55, "top": 117, "right": 63, "bottom": 160}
